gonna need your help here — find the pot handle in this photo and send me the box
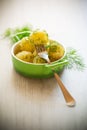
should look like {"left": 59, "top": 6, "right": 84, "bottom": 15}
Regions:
{"left": 45, "top": 60, "right": 68, "bottom": 69}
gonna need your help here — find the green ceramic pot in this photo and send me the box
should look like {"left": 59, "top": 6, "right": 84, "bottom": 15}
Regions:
{"left": 11, "top": 42, "right": 67, "bottom": 78}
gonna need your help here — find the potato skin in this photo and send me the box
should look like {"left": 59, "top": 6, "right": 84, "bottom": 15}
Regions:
{"left": 33, "top": 56, "right": 47, "bottom": 64}
{"left": 16, "top": 51, "right": 34, "bottom": 62}
{"left": 29, "top": 31, "right": 48, "bottom": 45}
{"left": 19, "top": 37, "right": 35, "bottom": 52}
{"left": 47, "top": 41, "right": 65, "bottom": 62}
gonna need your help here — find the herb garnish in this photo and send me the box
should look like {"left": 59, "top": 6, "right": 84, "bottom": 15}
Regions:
{"left": 59, "top": 48, "right": 85, "bottom": 71}
{"left": 2, "top": 25, "right": 33, "bottom": 43}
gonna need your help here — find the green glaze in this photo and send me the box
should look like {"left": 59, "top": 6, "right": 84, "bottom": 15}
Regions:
{"left": 11, "top": 42, "right": 67, "bottom": 78}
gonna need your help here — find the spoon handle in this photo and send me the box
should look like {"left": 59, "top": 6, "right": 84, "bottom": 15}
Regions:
{"left": 54, "top": 73, "right": 76, "bottom": 107}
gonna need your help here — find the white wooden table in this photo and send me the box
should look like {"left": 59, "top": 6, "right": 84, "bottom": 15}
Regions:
{"left": 0, "top": 0, "right": 87, "bottom": 130}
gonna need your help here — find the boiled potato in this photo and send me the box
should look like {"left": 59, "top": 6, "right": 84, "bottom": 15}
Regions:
{"left": 19, "top": 37, "right": 35, "bottom": 52}
{"left": 16, "top": 51, "right": 34, "bottom": 62}
{"left": 29, "top": 31, "right": 49, "bottom": 45}
{"left": 33, "top": 55, "right": 47, "bottom": 64}
{"left": 48, "top": 41, "right": 65, "bottom": 62}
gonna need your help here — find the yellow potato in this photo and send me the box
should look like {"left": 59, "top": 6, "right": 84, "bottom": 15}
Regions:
{"left": 33, "top": 56, "right": 47, "bottom": 64}
{"left": 48, "top": 41, "right": 65, "bottom": 62}
{"left": 19, "top": 37, "right": 35, "bottom": 52}
{"left": 29, "top": 31, "right": 49, "bottom": 45}
{"left": 16, "top": 51, "right": 34, "bottom": 62}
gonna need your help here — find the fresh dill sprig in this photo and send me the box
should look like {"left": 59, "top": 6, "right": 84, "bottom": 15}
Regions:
{"left": 60, "top": 48, "right": 86, "bottom": 71}
{"left": 2, "top": 25, "right": 33, "bottom": 44}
